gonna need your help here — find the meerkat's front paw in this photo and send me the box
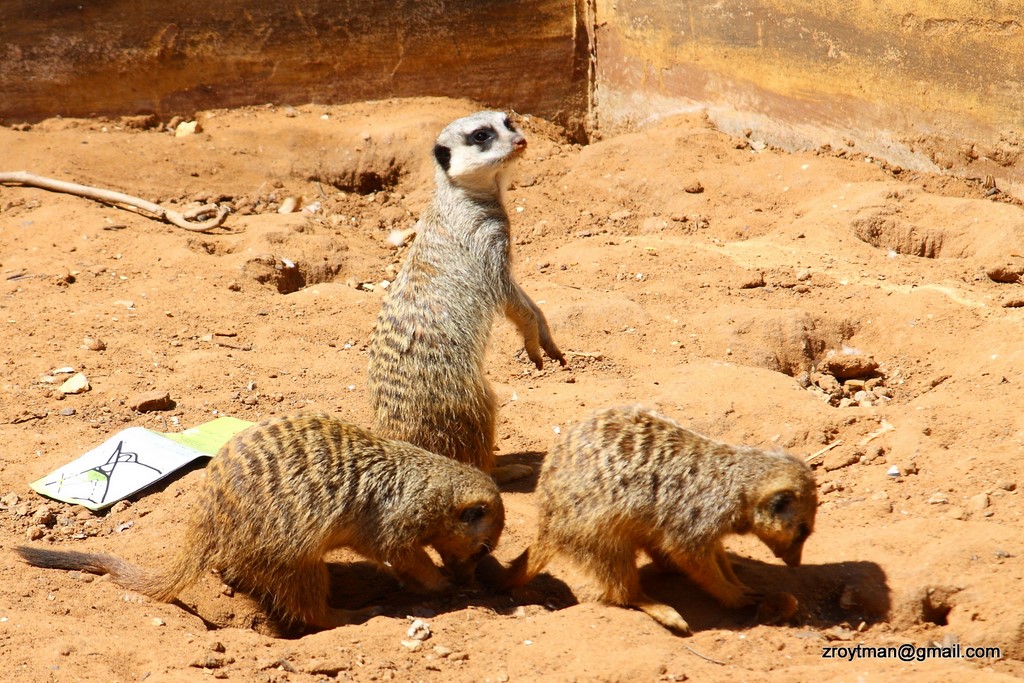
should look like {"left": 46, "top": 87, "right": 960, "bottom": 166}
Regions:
{"left": 715, "top": 582, "right": 761, "bottom": 608}
{"left": 491, "top": 463, "right": 533, "bottom": 484}
{"left": 636, "top": 602, "right": 692, "bottom": 636}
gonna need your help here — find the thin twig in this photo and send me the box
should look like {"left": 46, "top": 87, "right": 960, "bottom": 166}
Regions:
{"left": 0, "top": 171, "right": 230, "bottom": 232}
{"left": 685, "top": 644, "right": 726, "bottom": 666}
{"left": 859, "top": 420, "right": 895, "bottom": 446}
{"left": 805, "top": 440, "right": 843, "bottom": 463}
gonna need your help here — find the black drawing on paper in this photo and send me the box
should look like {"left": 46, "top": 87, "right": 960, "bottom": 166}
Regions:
{"left": 46, "top": 439, "right": 163, "bottom": 506}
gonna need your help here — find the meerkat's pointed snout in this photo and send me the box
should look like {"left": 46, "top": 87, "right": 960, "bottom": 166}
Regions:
{"left": 778, "top": 541, "right": 804, "bottom": 567}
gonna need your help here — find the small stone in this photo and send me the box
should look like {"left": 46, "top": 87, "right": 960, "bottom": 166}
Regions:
{"left": 59, "top": 408, "right": 76, "bottom": 416}
{"left": 190, "top": 654, "right": 229, "bottom": 669}
{"left": 823, "top": 353, "right": 879, "bottom": 380}
{"left": 823, "top": 450, "right": 860, "bottom": 472}
{"left": 947, "top": 506, "right": 965, "bottom": 520}
{"left": 902, "top": 461, "right": 919, "bottom": 476}
{"left": 277, "top": 196, "right": 299, "bottom": 214}
{"left": 887, "top": 465, "right": 901, "bottom": 477}
{"left": 969, "top": 493, "right": 990, "bottom": 511}
{"left": 209, "top": 641, "right": 226, "bottom": 653}
{"left": 448, "top": 652, "right": 469, "bottom": 662}
{"left": 32, "top": 505, "right": 56, "bottom": 526}
{"left": 814, "top": 372, "right": 841, "bottom": 395}
{"left": 820, "top": 481, "right": 841, "bottom": 494}
{"left": 406, "top": 618, "right": 431, "bottom": 641}
{"left": 927, "top": 493, "right": 949, "bottom": 505}
{"left": 82, "top": 337, "right": 106, "bottom": 351}
{"left": 986, "top": 264, "right": 1023, "bottom": 283}
{"left": 433, "top": 645, "right": 452, "bottom": 658}
{"left": 609, "top": 210, "right": 632, "bottom": 222}
{"left": 683, "top": 180, "right": 704, "bottom": 194}
{"left": 737, "top": 271, "right": 766, "bottom": 289}
{"left": 128, "top": 390, "right": 173, "bottom": 412}
{"left": 58, "top": 373, "right": 90, "bottom": 394}
{"left": 1, "top": 492, "right": 20, "bottom": 507}
{"left": 997, "top": 480, "right": 1017, "bottom": 492}
{"left": 26, "top": 527, "right": 45, "bottom": 540}
{"left": 152, "top": 617, "right": 165, "bottom": 626}
{"left": 174, "top": 120, "right": 201, "bottom": 137}
{"left": 304, "top": 659, "right": 351, "bottom": 676}
{"left": 796, "top": 269, "right": 811, "bottom": 281}
{"left": 400, "top": 640, "right": 423, "bottom": 652}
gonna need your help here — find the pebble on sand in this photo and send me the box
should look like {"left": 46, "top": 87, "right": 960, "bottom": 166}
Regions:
{"left": 58, "top": 373, "right": 90, "bottom": 394}
{"left": 128, "top": 390, "right": 174, "bottom": 412}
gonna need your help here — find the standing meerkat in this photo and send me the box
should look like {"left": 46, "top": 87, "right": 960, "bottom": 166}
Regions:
{"left": 368, "top": 111, "right": 565, "bottom": 483}
{"left": 489, "top": 405, "right": 817, "bottom": 635}
{"left": 15, "top": 413, "right": 504, "bottom": 630}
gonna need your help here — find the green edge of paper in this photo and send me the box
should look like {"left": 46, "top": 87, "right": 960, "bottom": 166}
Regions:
{"left": 160, "top": 416, "right": 254, "bottom": 455}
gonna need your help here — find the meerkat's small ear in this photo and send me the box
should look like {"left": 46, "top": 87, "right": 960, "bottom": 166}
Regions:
{"left": 459, "top": 504, "right": 488, "bottom": 524}
{"left": 433, "top": 144, "right": 452, "bottom": 171}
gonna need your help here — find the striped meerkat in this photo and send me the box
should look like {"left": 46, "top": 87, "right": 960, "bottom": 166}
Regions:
{"left": 368, "top": 111, "right": 565, "bottom": 484}
{"left": 16, "top": 412, "right": 505, "bottom": 630}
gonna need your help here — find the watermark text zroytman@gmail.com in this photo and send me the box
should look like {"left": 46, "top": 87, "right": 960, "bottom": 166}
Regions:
{"left": 822, "top": 643, "right": 1002, "bottom": 663}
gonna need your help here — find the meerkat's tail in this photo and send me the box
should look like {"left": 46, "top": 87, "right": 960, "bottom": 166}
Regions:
{"left": 15, "top": 505, "right": 217, "bottom": 603}
{"left": 14, "top": 544, "right": 203, "bottom": 602}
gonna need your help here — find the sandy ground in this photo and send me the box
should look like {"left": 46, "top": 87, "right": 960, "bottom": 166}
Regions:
{"left": 2, "top": 97, "right": 1023, "bottom": 682}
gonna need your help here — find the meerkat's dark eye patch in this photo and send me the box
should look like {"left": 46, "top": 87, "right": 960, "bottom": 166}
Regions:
{"left": 467, "top": 127, "right": 496, "bottom": 148}
{"left": 433, "top": 144, "right": 452, "bottom": 171}
{"left": 460, "top": 504, "right": 489, "bottom": 524}
{"left": 769, "top": 491, "right": 795, "bottom": 516}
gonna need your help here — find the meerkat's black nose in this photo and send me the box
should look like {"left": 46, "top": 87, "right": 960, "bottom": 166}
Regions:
{"left": 514, "top": 137, "right": 527, "bottom": 150}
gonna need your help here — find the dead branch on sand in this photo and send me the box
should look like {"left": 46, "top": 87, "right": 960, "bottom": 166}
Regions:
{"left": 0, "top": 171, "right": 230, "bottom": 232}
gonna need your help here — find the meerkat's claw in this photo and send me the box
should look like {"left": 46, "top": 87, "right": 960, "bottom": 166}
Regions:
{"left": 544, "top": 343, "right": 566, "bottom": 367}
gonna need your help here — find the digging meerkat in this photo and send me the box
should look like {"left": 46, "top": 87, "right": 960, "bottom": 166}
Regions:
{"left": 16, "top": 412, "right": 505, "bottom": 630}
{"left": 488, "top": 405, "right": 817, "bottom": 635}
